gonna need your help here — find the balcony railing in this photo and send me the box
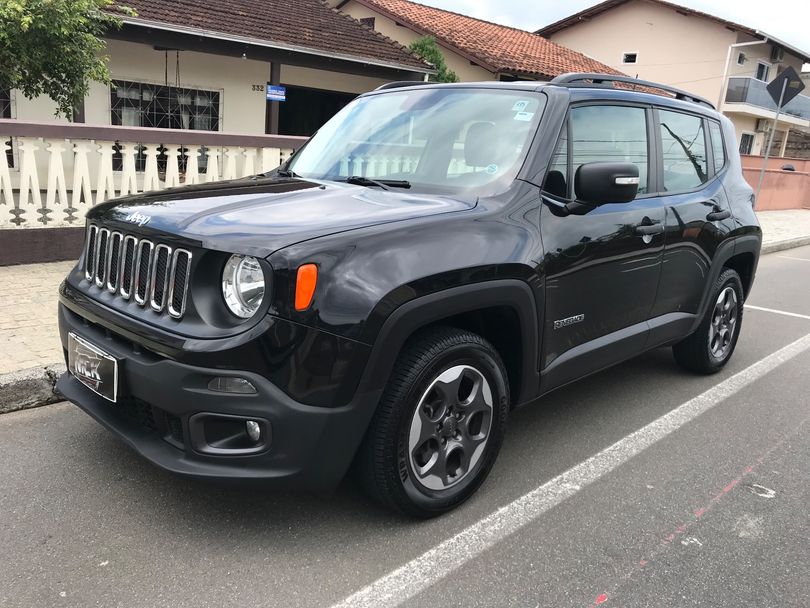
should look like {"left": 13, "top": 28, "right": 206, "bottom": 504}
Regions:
{"left": 0, "top": 120, "right": 307, "bottom": 229}
{"left": 725, "top": 77, "right": 810, "bottom": 121}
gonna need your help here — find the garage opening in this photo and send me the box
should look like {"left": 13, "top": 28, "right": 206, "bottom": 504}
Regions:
{"left": 269, "top": 84, "right": 357, "bottom": 136}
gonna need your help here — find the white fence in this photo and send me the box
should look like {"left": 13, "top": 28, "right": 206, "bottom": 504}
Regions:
{"left": 0, "top": 120, "right": 305, "bottom": 229}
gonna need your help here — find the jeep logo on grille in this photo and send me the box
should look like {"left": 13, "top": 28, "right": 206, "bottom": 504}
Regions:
{"left": 124, "top": 211, "right": 151, "bottom": 227}
{"left": 554, "top": 314, "right": 585, "bottom": 329}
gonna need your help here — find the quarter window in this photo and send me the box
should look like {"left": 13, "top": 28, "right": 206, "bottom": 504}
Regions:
{"left": 708, "top": 120, "right": 726, "bottom": 173}
{"left": 659, "top": 110, "right": 708, "bottom": 192}
{"left": 570, "top": 105, "right": 649, "bottom": 196}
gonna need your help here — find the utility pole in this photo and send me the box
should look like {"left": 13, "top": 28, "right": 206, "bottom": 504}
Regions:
{"left": 755, "top": 78, "right": 786, "bottom": 204}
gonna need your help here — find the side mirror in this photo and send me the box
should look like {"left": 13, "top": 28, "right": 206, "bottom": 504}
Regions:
{"left": 574, "top": 162, "right": 639, "bottom": 205}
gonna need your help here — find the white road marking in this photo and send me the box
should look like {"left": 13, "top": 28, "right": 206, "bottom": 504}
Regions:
{"left": 330, "top": 333, "right": 810, "bottom": 608}
{"left": 776, "top": 255, "right": 810, "bottom": 262}
{"left": 745, "top": 304, "right": 810, "bottom": 321}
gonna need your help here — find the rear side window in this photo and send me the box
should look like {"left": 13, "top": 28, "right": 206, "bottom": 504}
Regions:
{"left": 708, "top": 120, "right": 726, "bottom": 173}
{"left": 570, "top": 105, "right": 649, "bottom": 196}
{"left": 659, "top": 110, "right": 708, "bottom": 192}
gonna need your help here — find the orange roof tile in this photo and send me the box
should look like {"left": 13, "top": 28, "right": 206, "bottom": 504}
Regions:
{"left": 350, "top": 0, "right": 625, "bottom": 79}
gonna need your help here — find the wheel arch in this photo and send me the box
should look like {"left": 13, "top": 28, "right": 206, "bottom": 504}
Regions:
{"left": 355, "top": 280, "right": 541, "bottom": 409}
{"left": 691, "top": 235, "right": 760, "bottom": 333}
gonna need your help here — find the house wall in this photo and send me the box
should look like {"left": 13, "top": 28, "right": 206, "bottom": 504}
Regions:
{"left": 546, "top": 0, "right": 809, "bottom": 155}
{"left": 340, "top": 0, "right": 494, "bottom": 81}
{"left": 14, "top": 38, "right": 392, "bottom": 134}
{"left": 546, "top": 0, "right": 737, "bottom": 104}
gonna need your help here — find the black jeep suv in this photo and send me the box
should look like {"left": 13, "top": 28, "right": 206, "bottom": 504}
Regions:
{"left": 57, "top": 74, "right": 761, "bottom": 517}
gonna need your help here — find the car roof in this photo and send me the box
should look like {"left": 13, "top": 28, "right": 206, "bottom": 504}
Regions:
{"left": 367, "top": 77, "right": 721, "bottom": 118}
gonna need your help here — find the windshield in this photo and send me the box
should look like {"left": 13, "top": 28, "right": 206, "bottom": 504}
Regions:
{"left": 288, "top": 87, "right": 546, "bottom": 195}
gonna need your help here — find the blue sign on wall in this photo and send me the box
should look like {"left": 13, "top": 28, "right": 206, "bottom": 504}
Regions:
{"left": 266, "top": 85, "right": 286, "bottom": 102}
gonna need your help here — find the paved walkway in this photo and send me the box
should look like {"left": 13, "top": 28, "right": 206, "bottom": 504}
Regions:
{"left": 1, "top": 210, "right": 809, "bottom": 376}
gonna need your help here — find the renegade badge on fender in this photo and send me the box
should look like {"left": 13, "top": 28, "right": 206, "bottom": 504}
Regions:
{"left": 58, "top": 74, "right": 761, "bottom": 517}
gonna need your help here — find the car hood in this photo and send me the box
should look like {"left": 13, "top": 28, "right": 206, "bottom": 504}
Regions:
{"left": 87, "top": 177, "right": 476, "bottom": 256}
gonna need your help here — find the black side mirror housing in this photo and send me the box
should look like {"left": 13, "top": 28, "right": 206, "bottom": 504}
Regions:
{"left": 574, "top": 162, "right": 640, "bottom": 205}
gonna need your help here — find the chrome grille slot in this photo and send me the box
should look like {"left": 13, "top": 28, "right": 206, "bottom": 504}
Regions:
{"left": 120, "top": 235, "right": 138, "bottom": 299}
{"left": 134, "top": 240, "right": 154, "bottom": 305}
{"left": 82, "top": 224, "right": 192, "bottom": 319}
{"left": 150, "top": 244, "right": 172, "bottom": 312}
{"left": 106, "top": 232, "right": 123, "bottom": 293}
{"left": 168, "top": 249, "right": 192, "bottom": 318}
{"left": 94, "top": 228, "right": 110, "bottom": 288}
{"left": 84, "top": 224, "right": 98, "bottom": 281}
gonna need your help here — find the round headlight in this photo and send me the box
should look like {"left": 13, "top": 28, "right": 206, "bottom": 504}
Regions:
{"left": 222, "top": 255, "right": 265, "bottom": 318}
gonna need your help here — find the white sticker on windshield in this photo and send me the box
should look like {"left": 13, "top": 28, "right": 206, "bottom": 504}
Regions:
{"left": 514, "top": 111, "right": 534, "bottom": 121}
{"left": 512, "top": 100, "right": 530, "bottom": 112}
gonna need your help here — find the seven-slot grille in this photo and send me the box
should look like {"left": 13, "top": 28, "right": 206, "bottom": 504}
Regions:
{"left": 84, "top": 224, "right": 192, "bottom": 318}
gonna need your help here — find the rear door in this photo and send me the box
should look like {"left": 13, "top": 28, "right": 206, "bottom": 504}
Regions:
{"left": 539, "top": 102, "right": 665, "bottom": 377}
{"left": 650, "top": 110, "right": 736, "bottom": 321}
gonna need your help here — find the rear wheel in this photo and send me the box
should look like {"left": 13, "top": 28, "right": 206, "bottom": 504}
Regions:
{"left": 357, "top": 327, "right": 510, "bottom": 518}
{"left": 673, "top": 268, "right": 744, "bottom": 374}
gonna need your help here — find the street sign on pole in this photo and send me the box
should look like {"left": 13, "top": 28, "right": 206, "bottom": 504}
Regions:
{"left": 755, "top": 67, "right": 805, "bottom": 205}
{"left": 766, "top": 65, "right": 805, "bottom": 107}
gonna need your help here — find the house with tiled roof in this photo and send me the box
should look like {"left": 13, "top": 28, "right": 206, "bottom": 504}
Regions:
{"left": 0, "top": 0, "right": 436, "bottom": 257}
{"left": 331, "top": 0, "right": 623, "bottom": 81}
{"left": 2, "top": 0, "right": 433, "bottom": 137}
{"left": 536, "top": 0, "right": 810, "bottom": 159}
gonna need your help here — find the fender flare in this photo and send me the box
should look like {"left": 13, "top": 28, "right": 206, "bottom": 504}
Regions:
{"left": 691, "top": 235, "right": 761, "bottom": 333}
{"left": 355, "top": 279, "right": 541, "bottom": 406}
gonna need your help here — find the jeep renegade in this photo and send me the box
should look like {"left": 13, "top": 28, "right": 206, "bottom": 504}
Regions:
{"left": 57, "top": 74, "right": 762, "bottom": 517}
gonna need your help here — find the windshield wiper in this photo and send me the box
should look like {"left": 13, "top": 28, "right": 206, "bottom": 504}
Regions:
{"left": 275, "top": 168, "right": 300, "bottom": 178}
{"left": 344, "top": 175, "right": 411, "bottom": 190}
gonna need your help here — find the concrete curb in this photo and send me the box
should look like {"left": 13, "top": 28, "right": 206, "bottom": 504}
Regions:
{"left": 0, "top": 363, "right": 65, "bottom": 414}
{"left": 761, "top": 235, "right": 810, "bottom": 255}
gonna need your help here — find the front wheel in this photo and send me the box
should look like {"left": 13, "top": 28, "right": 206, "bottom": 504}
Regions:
{"left": 357, "top": 327, "right": 510, "bottom": 518}
{"left": 673, "top": 268, "right": 744, "bottom": 374}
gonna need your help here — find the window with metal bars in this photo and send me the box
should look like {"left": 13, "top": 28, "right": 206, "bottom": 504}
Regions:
{"left": 1, "top": 88, "right": 13, "bottom": 168}
{"left": 110, "top": 80, "right": 221, "bottom": 172}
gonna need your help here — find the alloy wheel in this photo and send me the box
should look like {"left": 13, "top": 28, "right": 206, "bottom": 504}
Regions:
{"left": 407, "top": 365, "right": 494, "bottom": 491}
{"left": 708, "top": 286, "right": 738, "bottom": 359}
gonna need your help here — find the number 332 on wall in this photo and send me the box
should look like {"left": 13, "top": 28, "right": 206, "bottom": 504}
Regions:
{"left": 251, "top": 85, "right": 264, "bottom": 92}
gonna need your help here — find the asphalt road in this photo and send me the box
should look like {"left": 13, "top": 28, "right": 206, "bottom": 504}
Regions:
{"left": 2, "top": 245, "right": 810, "bottom": 608}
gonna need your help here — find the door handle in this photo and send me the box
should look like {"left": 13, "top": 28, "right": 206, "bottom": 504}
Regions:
{"left": 707, "top": 209, "right": 731, "bottom": 221}
{"left": 635, "top": 224, "right": 664, "bottom": 236}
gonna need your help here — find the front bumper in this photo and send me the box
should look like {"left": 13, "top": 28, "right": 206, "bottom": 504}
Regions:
{"left": 57, "top": 303, "right": 381, "bottom": 489}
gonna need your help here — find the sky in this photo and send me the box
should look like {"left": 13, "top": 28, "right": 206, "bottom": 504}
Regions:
{"left": 415, "top": 0, "right": 810, "bottom": 55}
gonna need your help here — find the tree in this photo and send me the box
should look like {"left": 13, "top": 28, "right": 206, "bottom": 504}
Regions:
{"left": 408, "top": 36, "right": 459, "bottom": 83}
{"left": 0, "top": 0, "right": 132, "bottom": 117}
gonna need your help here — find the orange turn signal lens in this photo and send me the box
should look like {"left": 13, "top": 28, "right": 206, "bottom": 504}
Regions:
{"left": 295, "top": 264, "right": 318, "bottom": 311}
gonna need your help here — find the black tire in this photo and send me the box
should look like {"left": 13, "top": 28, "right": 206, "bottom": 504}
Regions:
{"left": 673, "top": 268, "right": 744, "bottom": 374}
{"left": 357, "top": 326, "right": 510, "bottom": 518}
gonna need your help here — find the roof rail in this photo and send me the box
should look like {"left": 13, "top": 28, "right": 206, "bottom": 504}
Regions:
{"left": 550, "top": 73, "right": 716, "bottom": 109}
{"left": 375, "top": 80, "right": 428, "bottom": 91}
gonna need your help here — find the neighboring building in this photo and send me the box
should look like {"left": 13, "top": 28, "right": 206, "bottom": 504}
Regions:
{"left": 332, "top": 0, "right": 623, "bottom": 81}
{"left": 537, "top": 0, "right": 810, "bottom": 158}
{"left": 5, "top": 0, "right": 433, "bottom": 136}
{"left": 0, "top": 0, "right": 434, "bottom": 246}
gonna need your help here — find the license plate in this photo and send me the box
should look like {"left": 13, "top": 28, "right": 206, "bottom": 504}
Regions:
{"left": 68, "top": 332, "right": 119, "bottom": 402}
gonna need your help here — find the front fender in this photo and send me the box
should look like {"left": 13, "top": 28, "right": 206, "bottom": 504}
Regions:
{"left": 353, "top": 279, "right": 542, "bottom": 406}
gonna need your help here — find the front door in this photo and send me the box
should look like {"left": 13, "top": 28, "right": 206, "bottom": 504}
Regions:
{"left": 539, "top": 103, "right": 665, "bottom": 380}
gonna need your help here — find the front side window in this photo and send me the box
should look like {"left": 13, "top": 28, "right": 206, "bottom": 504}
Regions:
{"left": 659, "top": 109, "right": 708, "bottom": 192}
{"left": 289, "top": 88, "right": 546, "bottom": 194}
{"left": 570, "top": 105, "right": 649, "bottom": 196}
{"left": 708, "top": 120, "right": 726, "bottom": 173}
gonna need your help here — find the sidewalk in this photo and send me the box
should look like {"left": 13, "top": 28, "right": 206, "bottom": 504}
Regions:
{"left": 2, "top": 209, "right": 810, "bottom": 412}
